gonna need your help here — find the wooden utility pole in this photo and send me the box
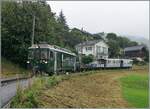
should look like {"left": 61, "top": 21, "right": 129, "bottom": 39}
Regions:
{"left": 31, "top": 15, "right": 35, "bottom": 45}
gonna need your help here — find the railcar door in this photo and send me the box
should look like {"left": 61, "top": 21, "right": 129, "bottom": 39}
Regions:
{"left": 47, "top": 50, "right": 55, "bottom": 73}
{"left": 56, "top": 52, "right": 62, "bottom": 72}
{"left": 120, "top": 60, "right": 123, "bottom": 68}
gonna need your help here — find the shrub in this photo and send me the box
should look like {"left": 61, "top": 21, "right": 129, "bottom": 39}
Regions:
{"left": 81, "top": 54, "right": 94, "bottom": 64}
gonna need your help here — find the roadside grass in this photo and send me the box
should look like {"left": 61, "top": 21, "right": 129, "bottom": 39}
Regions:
{"left": 1, "top": 57, "right": 30, "bottom": 78}
{"left": 10, "top": 75, "right": 69, "bottom": 108}
{"left": 120, "top": 74, "right": 149, "bottom": 108}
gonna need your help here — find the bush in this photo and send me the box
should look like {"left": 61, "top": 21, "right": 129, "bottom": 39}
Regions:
{"left": 81, "top": 54, "right": 94, "bottom": 64}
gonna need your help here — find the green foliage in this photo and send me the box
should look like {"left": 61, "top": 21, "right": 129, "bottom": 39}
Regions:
{"left": 106, "top": 33, "right": 138, "bottom": 58}
{"left": 57, "top": 10, "right": 69, "bottom": 30}
{"left": 120, "top": 75, "right": 149, "bottom": 108}
{"left": 45, "top": 76, "right": 58, "bottom": 88}
{"left": 1, "top": 57, "right": 29, "bottom": 77}
{"left": 11, "top": 78, "right": 44, "bottom": 108}
{"left": 2, "top": 1, "right": 56, "bottom": 67}
{"left": 81, "top": 54, "right": 94, "bottom": 64}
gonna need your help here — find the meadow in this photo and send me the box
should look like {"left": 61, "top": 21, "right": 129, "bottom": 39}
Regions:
{"left": 10, "top": 65, "right": 149, "bottom": 108}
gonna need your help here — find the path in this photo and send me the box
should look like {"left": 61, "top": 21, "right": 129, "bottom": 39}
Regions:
{"left": 0, "top": 78, "right": 32, "bottom": 107}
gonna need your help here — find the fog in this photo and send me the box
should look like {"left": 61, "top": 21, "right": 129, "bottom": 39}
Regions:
{"left": 47, "top": 1, "right": 149, "bottom": 39}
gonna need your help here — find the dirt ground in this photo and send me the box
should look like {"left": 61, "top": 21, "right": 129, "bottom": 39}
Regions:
{"left": 39, "top": 66, "right": 148, "bottom": 108}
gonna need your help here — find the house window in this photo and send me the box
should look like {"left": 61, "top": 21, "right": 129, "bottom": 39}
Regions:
{"left": 78, "top": 47, "right": 81, "bottom": 52}
{"left": 101, "top": 47, "right": 107, "bottom": 54}
{"left": 86, "top": 46, "right": 92, "bottom": 51}
{"left": 96, "top": 46, "right": 101, "bottom": 53}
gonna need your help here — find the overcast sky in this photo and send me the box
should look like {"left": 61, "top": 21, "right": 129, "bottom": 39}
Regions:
{"left": 47, "top": 1, "right": 149, "bottom": 39}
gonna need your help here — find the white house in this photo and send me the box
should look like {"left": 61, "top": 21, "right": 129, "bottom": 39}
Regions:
{"left": 75, "top": 40, "right": 109, "bottom": 60}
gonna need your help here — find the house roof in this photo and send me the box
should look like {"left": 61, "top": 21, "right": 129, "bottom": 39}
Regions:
{"left": 76, "top": 40, "right": 105, "bottom": 47}
{"left": 124, "top": 45, "right": 145, "bottom": 52}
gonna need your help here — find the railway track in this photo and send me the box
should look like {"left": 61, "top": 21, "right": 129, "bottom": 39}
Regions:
{"left": 1, "top": 76, "right": 32, "bottom": 108}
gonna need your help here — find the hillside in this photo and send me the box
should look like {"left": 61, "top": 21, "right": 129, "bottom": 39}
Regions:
{"left": 1, "top": 58, "right": 29, "bottom": 78}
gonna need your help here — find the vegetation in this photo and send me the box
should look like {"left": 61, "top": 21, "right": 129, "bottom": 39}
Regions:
{"left": 10, "top": 65, "right": 149, "bottom": 108}
{"left": 106, "top": 33, "right": 138, "bottom": 58}
{"left": 10, "top": 75, "right": 69, "bottom": 108}
{"left": 1, "top": 57, "right": 29, "bottom": 78}
{"left": 120, "top": 74, "right": 149, "bottom": 108}
{"left": 81, "top": 54, "right": 94, "bottom": 64}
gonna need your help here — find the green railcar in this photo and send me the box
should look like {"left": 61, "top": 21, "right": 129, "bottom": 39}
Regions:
{"left": 27, "top": 43, "right": 76, "bottom": 75}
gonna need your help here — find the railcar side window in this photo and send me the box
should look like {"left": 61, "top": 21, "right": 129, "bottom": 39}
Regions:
{"left": 129, "top": 61, "right": 132, "bottom": 64}
{"left": 113, "top": 60, "right": 115, "bottom": 64}
{"left": 49, "top": 51, "right": 54, "bottom": 59}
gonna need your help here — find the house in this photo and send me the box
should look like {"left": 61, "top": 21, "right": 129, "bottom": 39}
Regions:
{"left": 75, "top": 40, "right": 109, "bottom": 60}
{"left": 124, "top": 45, "right": 146, "bottom": 60}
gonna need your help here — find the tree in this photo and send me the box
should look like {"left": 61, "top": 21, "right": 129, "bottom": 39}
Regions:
{"left": 1, "top": 1, "right": 59, "bottom": 67}
{"left": 81, "top": 54, "right": 94, "bottom": 64}
{"left": 57, "top": 10, "right": 68, "bottom": 30}
{"left": 106, "top": 33, "right": 117, "bottom": 40}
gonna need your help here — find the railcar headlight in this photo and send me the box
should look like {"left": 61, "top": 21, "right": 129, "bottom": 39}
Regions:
{"left": 27, "top": 61, "right": 30, "bottom": 63}
{"left": 44, "top": 61, "right": 47, "bottom": 64}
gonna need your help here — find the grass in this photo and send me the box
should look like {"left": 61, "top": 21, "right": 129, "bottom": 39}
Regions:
{"left": 10, "top": 75, "right": 69, "bottom": 108}
{"left": 1, "top": 57, "right": 29, "bottom": 78}
{"left": 10, "top": 65, "right": 149, "bottom": 108}
{"left": 120, "top": 74, "right": 149, "bottom": 108}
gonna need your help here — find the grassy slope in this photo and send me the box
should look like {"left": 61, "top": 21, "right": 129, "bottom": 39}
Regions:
{"left": 10, "top": 75, "right": 68, "bottom": 108}
{"left": 1, "top": 57, "right": 29, "bottom": 78}
{"left": 10, "top": 65, "right": 149, "bottom": 108}
{"left": 120, "top": 74, "right": 149, "bottom": 108}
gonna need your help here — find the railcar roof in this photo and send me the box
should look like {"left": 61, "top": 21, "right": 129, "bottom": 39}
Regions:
{"left": 28, "top": 44, "right": 76, "bottom": 56}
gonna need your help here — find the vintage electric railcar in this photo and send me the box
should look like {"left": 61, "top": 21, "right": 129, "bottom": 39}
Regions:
{"left": 27, "top": 43, "right": 76, "bottom": 75}
{"left": 27, "top": 43, "right": 133, "bottom": 75}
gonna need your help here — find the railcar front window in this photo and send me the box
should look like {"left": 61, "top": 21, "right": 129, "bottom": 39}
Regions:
{"left": 28, "top": 50, "right": 34, "bottom": 59}
{"left": 34, "top": 49, "right": 40, "bottom": 59}
{"left": 41, "top": 49, "right": 48, "bottom": 59}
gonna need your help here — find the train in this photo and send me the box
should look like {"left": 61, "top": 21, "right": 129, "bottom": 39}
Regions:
{"left": 27, "top": 43, "right": 133, "bottom": 75}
